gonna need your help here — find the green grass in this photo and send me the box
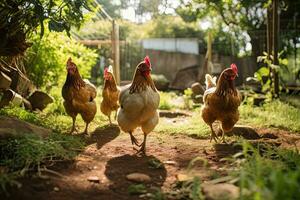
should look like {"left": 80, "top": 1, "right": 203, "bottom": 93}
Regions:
{"left": 0, "top": 133, "right": 85, "bottom": 193}
{"left": 240, "top": 100, "right": 300, "bottom": 132}
{"left": 233, "top": 141, "right": 300, "bottom": 200}
{"left": 156, "top": 108, "right": 210, "bottom": 138}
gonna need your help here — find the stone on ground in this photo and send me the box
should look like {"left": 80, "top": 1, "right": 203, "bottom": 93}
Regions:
{"left": 126, "top": 173, "right": 151, "bottom": 183}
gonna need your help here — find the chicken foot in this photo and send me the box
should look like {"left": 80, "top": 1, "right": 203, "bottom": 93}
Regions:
{"left": 129, "top": 132, "right": 140, "bottom": 147}
{"left": 209, "top": 125, "right": 219, "bottom": 143}
{"left": 220, "top": 129, "right": 227, "bottom": 143}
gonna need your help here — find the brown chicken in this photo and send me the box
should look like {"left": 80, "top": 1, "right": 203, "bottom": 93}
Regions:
{"left": 62, "top": 58, "right": 97, "bottom": 134}
{"left": 100, "top": 65, "right": 120, "bottom": 124}
{"left": 117, "top": 56, "right": 160, "bottom": 154}
{"left": 201, "top": 64, "right": 241, "bottom": 142}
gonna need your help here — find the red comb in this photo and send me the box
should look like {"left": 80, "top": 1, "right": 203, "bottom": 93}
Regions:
{"left": 144, "top": 56, "right": 151, "bottom": 67}
{"left": 230, "top": 63, "right": 238, "bottom": 74}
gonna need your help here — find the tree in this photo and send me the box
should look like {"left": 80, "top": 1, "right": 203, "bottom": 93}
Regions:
{"left": 177, "top": 0, "right": 300, "bottom": 58}
{"left": 176, "top": 0, "right": 268, "bottom": 57}
{"left": 0, "top": 0, "right": 94, "bottom": 57}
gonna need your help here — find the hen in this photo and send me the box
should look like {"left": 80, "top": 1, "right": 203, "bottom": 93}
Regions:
{"left": 201, "top": 64, "right": 241, "bottom": 142}
{"left": 100, "top": 65, "right": 120, "bottom": 124}
{"left": 117, "top": 56, "right": 160, "bottom": 154}
{"left": 62, "top": 58, "right": 97, "bottom": 134}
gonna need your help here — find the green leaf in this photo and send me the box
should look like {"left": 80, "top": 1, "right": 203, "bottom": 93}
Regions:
{"left": 257, "top": 67, "right": 270, "bottom": 77}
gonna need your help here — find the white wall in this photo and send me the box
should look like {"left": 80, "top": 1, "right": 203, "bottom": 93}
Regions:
{"left": 142, "top": 38, "right": 199, "bottom": 55}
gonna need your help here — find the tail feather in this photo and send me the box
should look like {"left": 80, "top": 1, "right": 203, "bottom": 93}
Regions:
{"left": 205, "top": 74, "right": 216, "bottom": 89}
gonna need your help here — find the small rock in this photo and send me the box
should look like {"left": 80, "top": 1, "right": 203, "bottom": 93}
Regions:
{"left": 53, "top": 187, "right": 60, "bottom": 192}
{"left": 202, "top": 183, "right": 239, "bottom": 200}
{"left": 126, "top": 173, "right": 151, "bottom": 183}
{"left": 176, "top": 173, "right": 193, "bottom": 182}
{"left": 163, "top": 160, "right": 176, "bottom": 165}
{"left": 191, "top": 82, "right": 205, "bottom": 95}
{"left": 87, "top": 176, "right": 100, "bottom": 183}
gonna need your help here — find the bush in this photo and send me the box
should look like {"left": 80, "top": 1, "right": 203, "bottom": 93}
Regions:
{"left": 25, "top": 32, "right": 98, "bottom": 89}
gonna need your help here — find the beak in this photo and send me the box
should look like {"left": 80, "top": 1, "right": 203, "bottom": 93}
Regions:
{"left": 149, "top": 67, "right": 152, "bottom": 71}
{"left": 236, "top": 73, "right": 239, "bottom": 77}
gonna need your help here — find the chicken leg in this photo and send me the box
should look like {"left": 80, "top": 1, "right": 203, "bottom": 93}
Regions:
{"left": 129, "top": 131, "right": 140, "bottom": 146}
{"left": 220, "top": 129, "right": 227, "bottom": 143}
{"left": 83, "top": 123, "right": 89, "bottom": 135}
{"left": 108, "top": 115, "right": 112, "bottom": 125}
{"left": 137, "top": 133, "right": 147, "bottom": 154}
{"left": 69, "top": 117, "right": 77, "bottom": 134}
{"left": 209, "top": 124, "right": 218, "bottom": 143}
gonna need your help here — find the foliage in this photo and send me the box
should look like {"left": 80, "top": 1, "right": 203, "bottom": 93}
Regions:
{"left": 240, "top": 99, "right": 300, "bottom": 132}
{"left": 146, "top": 15, "right": 204, "bottom": 38}
{"left": 162, "top": 177, "right": 204, "bottom": 200}
{"left": 156, "top": 107, "right": 210, "bottom": 138}
{"left": 0, "top": 105, "right": 71, "bottom": 133}
{"left": 247, "top": 51, "right": 288, "bottom": 98}
{"left": 233, "top": 141, "right": 300, "bottom": 200}
{"left": 25, "top": 31, "right": 98, "bottom": 89}
{"left": 159, "top": 92, "right": 186, "bottom": 110}
{"left": 175, "top": 0, "right": 266, "bottom": 56}
{"left": 128, "top": 184, "right": 147, "bottom": 195}
{"left": 183, "top": 88, "right": 193, "bottom": 110}
{"left": 0, "top": 0, "right": 94, "bottom": 56}
{"left": 0, "top": 133, "right": 84, "bottom": 193}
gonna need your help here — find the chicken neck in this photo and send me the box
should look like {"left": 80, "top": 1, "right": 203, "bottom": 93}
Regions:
{"left": 129, "top": 69, "right": 157, "bottom": 94}
{"left": 65, "top": 71, "right": 85, "bottom": 90}
{"left": 104, "top": 76, "right": 118, "bottom": 91}
{"left": 215, "top": 73, "right": 237, "bottom": 96}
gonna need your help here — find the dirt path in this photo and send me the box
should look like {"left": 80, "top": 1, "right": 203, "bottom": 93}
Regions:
{"left": 3, "top": 122, "right": 300, "bottom": 200}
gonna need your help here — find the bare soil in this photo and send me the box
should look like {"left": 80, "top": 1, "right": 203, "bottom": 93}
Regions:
{"left": 2, "top": 119, "right": 300, "bottom": 200}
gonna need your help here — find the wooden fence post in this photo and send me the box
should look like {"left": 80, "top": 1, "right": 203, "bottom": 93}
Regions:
{"left": 111, "top": 20, "right": 120, "bottom": 85}
{"left": 272, "top": 0, "right": 280, "bottom": 97}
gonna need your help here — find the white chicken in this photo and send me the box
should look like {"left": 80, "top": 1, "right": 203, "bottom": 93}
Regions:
{"left": 117, "top": 56, "right": 160, "bottom": 154}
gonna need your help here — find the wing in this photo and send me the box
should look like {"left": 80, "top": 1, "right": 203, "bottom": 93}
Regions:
{"left": 119, "top": 85, "right": 145, "bottom": 120}
{"left": 203, "top": 87, "right": 216, "bottom": 103}
{"left": 84, "top": 79, "right": 97, "bottom": 99}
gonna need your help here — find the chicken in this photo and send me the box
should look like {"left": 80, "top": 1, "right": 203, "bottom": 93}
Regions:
{"left": 100, "top": 65, "right": 120, "bottom": 124}
{"left": 201, "top": 63, "right": 241, "bottom": 142}
{"left": 62, "top": 57, "right": 97, "bottom": 134}
{"left": 117, "top": 56, "right": 160, "bottom": 154}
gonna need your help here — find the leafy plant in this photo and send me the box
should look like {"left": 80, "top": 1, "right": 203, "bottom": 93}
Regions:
{"left": 0, "top": 133, "right": 84, "bottom": 193}
{"left": 128, "top": 184, "right": 147, "bottom": 195}
{"left": 232, "top": 141, "right": 300, "bottom": 200}
{"left": 0, "top": 0, "right": 94, "bottom": 56}
{"left": 25, "top": 31, "right": 98, "bottom": 88}
{"left": 183, "top": 88, "right": 193, "bottom": 110}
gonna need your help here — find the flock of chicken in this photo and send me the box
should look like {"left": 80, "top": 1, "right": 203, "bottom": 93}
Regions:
{"left": 62, "top": 56, "right": 240, "bottom": 154}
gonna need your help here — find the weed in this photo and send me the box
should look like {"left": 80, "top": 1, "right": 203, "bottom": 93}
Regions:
{"left": 0, "top": 133, "right": 84, "bottom": 193}
{"left": 240, "top": 100, "right": 300, "bottom": 132}
{"left": 128, "top": 184, "right": 147, "bottom": 195}
{"left": 232, "top": 141, "right": 300, "bottom": 200}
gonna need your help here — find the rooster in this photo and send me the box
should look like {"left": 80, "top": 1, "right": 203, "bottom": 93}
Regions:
{"left": 201, "top": 64, "right": 241, "bottom": 142}
{"left": 100, "top": 65, "right": 120, "bottom": 124}
{"left": 62, "top": 58, "right": 97, "bottom": 134}
{"left": 117, "top": 56, "right": 160, "bottom": 154}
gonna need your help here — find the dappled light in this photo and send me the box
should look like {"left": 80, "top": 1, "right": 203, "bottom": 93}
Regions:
{"left": 1, "top": 0, "right": 300, "bottom": 199}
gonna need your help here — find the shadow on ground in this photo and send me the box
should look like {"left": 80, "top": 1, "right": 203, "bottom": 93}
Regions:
{"left": 80, "top": 124, "right": 121, "bottom": 149}
{"left": 105, "top": 154, "right": 167, "bottom": 199}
